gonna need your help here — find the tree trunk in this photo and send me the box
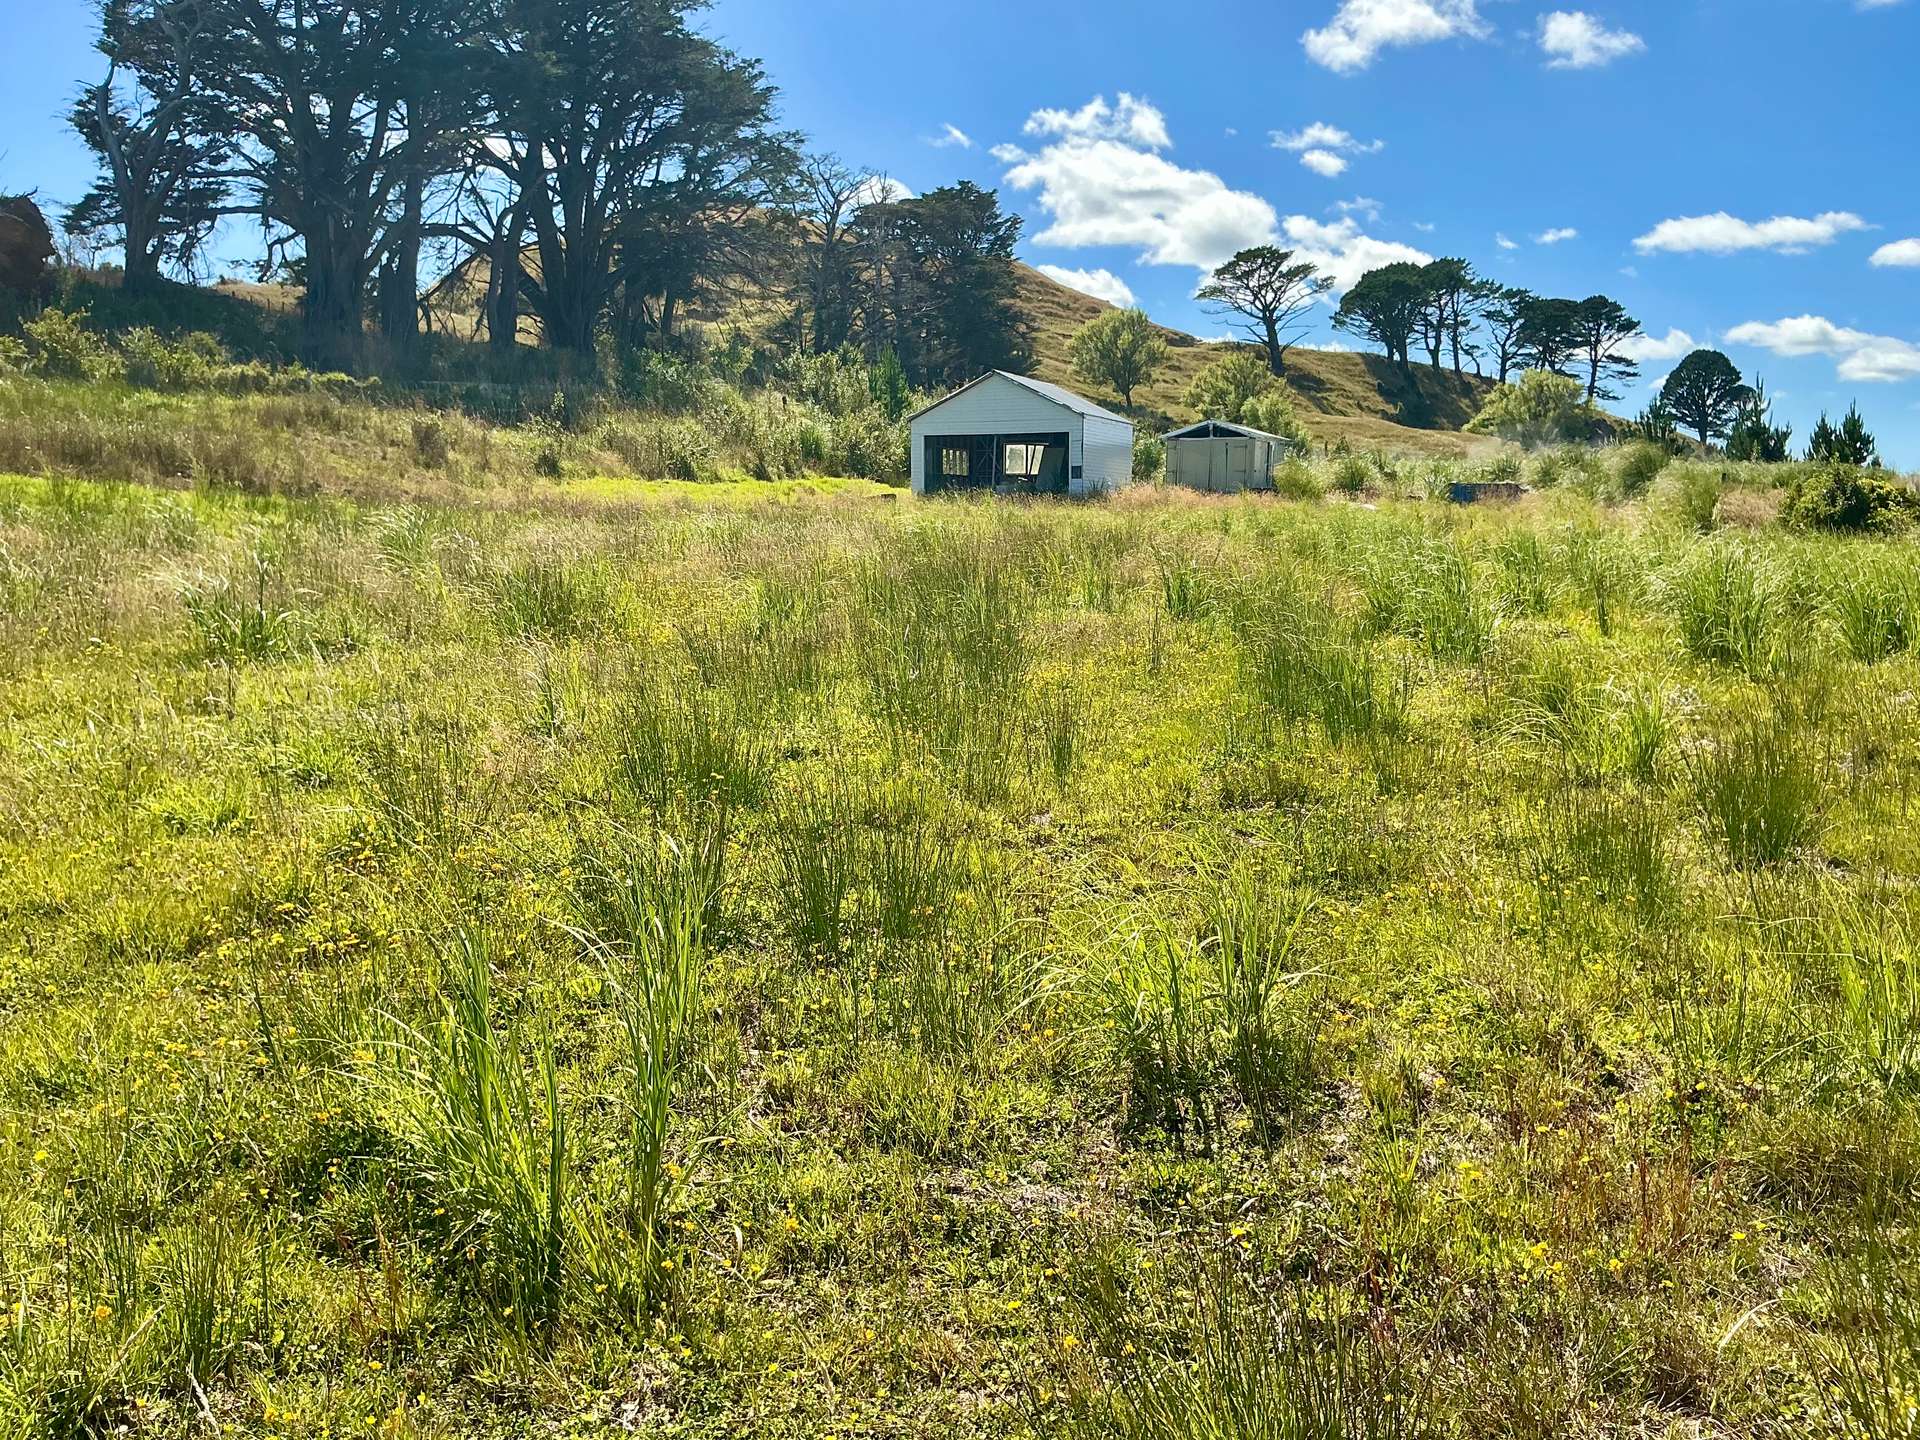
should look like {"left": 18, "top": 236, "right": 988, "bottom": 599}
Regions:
{"left": 1263, "top": 319, "right": 1284, "bottom": 376}
{"left": 379, "top": 174, "right": 424, "bottom": 351}
{"left": 302, "top": 235, "right": 365, "bottom": 373}
{"left": 486, "top": 211, "right": 524, "bottom": 356}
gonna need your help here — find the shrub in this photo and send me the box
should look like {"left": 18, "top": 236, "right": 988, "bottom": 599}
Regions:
{"left": 1616, "top": 441, "right": 1673, "bottom": 498}
{"left": 22, "top": 307, "right": 120, "bottom": 381}
{"left": 1184, "top": 350, "right": 1278, "bottom": 424}
{"left": 1466, "top": 370, "right": 1599, "bottom": 448}
{"left": 1133, "top": 434, "right": 1165, "bottom": 484}
{"left": 1240, "top": 387, "right": 1313, "bottom": 450}
{"left": 1783, "top": 465, "right": 1919, "bottom": 533}
{"left": 120, "top": 328, "right": 228, "bottom": 390}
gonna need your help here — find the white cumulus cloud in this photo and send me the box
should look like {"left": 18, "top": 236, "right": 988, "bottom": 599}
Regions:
{"left": 1727, "top": 315, "right": 1920, "bottom": 383}
{"left": 1634, "top": 211, "right": 1872, "bottom": 255}
{"left": 1302, "top": 0, "right": 1487, "bottom": 73}
{"left": 1034, "top": 265, "right": 1137, "bottom": 308}
{"left": 1615, "top": 328, "right": 1698, "bottom": 363}
{"left": 1535, "top": 227, "right": 1579, "bottom": 245}
{"left": 1495, "top": 233, "right": 1519, "bottom": 251}
{"left": 1279, "top": 215, "right": 1432, "bottom": 295}
{"left": 1002, "top": 96, "right": 1277, "bottom": 272}
{"left": 1871, "top": 238, "right": 1920, "bottom": 267}
{"left": 1024, "top": 94, "right": 1172, "bottom": 150}
{"left": 929, "top": 123, "right": 973, "bottom": 150}
{"left": 1538, "top": 11, "right": 1645, "bottom": 68}
{"left": 1272, "top": 122, "right": 1384, "bottom": 179}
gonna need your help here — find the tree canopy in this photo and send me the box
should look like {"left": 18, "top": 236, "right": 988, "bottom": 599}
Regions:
{"left": 1196, "top": 246, "right": 1329, "bottom": 376}
{"left": 1660, "top": 350, "right": 1749, "bottom": 447}
{"left": 1068, "top": 307, "right": 1167, "bottom": 409}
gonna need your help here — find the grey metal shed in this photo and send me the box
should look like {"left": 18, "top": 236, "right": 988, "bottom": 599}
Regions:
{"left": 909, "top": 372, "right": 1136, "bottom": 499}
{"left": 1161, "top": 420, "right": 1299, "bottom": 494}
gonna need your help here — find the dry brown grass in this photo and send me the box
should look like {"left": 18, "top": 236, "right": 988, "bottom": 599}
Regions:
{"left": 1013, "top": 263, "right": 1499, "bottom": 447}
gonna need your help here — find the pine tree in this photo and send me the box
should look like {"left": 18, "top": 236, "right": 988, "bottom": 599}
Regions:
{"left": 1725, "top": 379, "right": 1793, "bottom": 463}
{"left": 1806, "top": 403, "right": 1879, "bottom": 466}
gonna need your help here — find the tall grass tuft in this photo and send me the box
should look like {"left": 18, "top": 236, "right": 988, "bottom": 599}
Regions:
{"left": 1206, "top": 867, "right": 1317, "bottom": 1140}
{"left": 569, "top": 829, "right": 717, "bottom": 1316}
{"left": 1689, "top": 721, "right": 1824, "bottom": 867}
{"left": 611, "top": 674, "right": 772, "bottom": 814}
{"left": 484, "top": 556, "right": 613, "bottom": 639}
{"left": 383, "top": 932, "right": 571, "bottom": 1337}
{"left": 1060, "top": 1260, "right": 1429, "bottom": 1440}
{"left": 1665, "top": 541, "right": 1778, "bottom": 675}
{"left": 1820, "top": 1230, "right": 1920, "bottom": 1440}
{"left": 1822, "top": 550, "right": 1918, "bottom": 664}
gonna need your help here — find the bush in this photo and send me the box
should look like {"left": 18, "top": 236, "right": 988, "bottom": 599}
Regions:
{"left": 1133, "top": 434, "right": 1165, "bottom": 484}
{"left": 120, "top": 328, "right": 228, "bottom": 390}
{"left": 1466, "top": 370, "right": 1600, "bottom": 448}
{"left": 22, "top": 307, "right": 120, "bottom": 381}
{"left": 1240, "top": 387, "right": 1312, "bottom": 451}
{"left": 1783, "top": 465, "right": 1919, "bottom": 533}
{"left": 1184, "top": 350, "right": 1278, "bottom": 425}
{"left": 1616, "top": 442, "right": 1673, "bottom": 498}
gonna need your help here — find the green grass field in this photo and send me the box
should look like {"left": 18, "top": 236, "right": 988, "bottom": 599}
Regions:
{"left": 2, "top": 459, "right": 1919, "bottom": 1440}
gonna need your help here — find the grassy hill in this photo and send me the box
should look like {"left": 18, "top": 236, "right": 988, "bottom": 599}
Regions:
{"left": 1014, "top": 263, "right": 1506, "bottom": 458}
{"left": 38, "top": 260, "right": 1508, "bottom": 459}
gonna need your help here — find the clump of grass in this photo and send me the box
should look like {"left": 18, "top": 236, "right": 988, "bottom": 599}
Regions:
{"left": 1664, "top": 541, "right": 1779, "bottom": 674}
{"left": 1688, "top": 720, "right": 1824, "bottom": 867}
{"left": 1104, "top": 871, "right": 1319, "bottom": 1150}
{"left": 1533, "top": 787, "right": 1671, "bottom": 916}
{"left": 381, "top": 931, "right": 573, "bottom": 1338}
{"left": 568, "top": 828, "right": 717, "bottom": 1316}
{"left": 1819, "top": 1230, "right": 1920, "bottom": 1440}
{"left": 358, "top": 706, "right": 499, "bottom": 854}
{"left": 768, "top": 770, "right": 862, "bottom": 961}
{"left": 1059, "top": 1260, "right": 1428, "bottom": 1440}
{"left": 1207, "top": 867, "right": 1317, "bottom": 1140}
{"left": 610, "top": 674, "right": 772, "bottom": 814}
{"left": 484, "top": 556, "right": 614, "bottom": 639}
{"left": 1239, "top": 591, "right": 1411, "bottom": 748}
{"left": 1823, "top": 550, "right": 1917, "bottom": 664}
{"left": 179, "top": 551, "right": 310, "bottom": 662}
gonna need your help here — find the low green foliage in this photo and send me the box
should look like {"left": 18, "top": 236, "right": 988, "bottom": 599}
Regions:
{"left": 0, "top": 469, "right": 1918, "bottom": 1439}
{"left": 1783, "top": 464, "right": 1919, "bottom": 533}
{"left": 1465, "top": 369, "right": 1603, "bottom": 447}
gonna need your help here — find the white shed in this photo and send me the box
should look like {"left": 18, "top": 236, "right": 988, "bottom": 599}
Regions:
{"left": 1162, "top": 420, "right": 1300, "bottom": 494}
{"left": 910, "top": 371, "right": 1136, "bottom": 499}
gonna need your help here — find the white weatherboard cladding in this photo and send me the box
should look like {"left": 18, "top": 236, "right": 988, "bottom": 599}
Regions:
{"left": 1078, "top": 415, "right": 1135, "bottom": 497}
{"left": 909, "top": 373, "right": 1135, "bottom": 496}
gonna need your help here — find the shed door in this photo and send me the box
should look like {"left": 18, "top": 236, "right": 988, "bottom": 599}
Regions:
{"left": 1226, "top": 438, "right": 1253, "bottom": 491}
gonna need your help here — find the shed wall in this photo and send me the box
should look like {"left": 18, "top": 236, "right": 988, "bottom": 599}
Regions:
{"left": 911, "top": 376, "right": 1084, "bottom": 494}
{"left": 1078, "top": 415, "right": 1136, "bottom": 497}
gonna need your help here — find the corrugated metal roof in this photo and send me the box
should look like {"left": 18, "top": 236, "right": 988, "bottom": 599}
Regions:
{"left": 908, "top": 371, "right": 1133, "bottom": 426}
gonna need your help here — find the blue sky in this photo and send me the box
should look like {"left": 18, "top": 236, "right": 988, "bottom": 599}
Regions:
{"left": 5, "top": 0, "right": 1919, "bottom": 464}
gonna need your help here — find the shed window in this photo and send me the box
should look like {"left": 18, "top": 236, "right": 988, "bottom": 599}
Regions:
{"left": 1004, "top": 443, "right": 1045, "bottom": 478}
{"left": 940, "top": 446, "right": 970, "bottom": 478}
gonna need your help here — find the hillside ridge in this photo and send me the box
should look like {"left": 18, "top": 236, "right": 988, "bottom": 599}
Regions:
{"left": 1013, "top": 263, "right": 1503, "bottom": 456}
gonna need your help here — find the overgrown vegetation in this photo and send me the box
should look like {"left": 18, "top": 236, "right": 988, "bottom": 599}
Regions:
{"left": 3, "top": 465, "right": 1920, "bottom": 1438}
